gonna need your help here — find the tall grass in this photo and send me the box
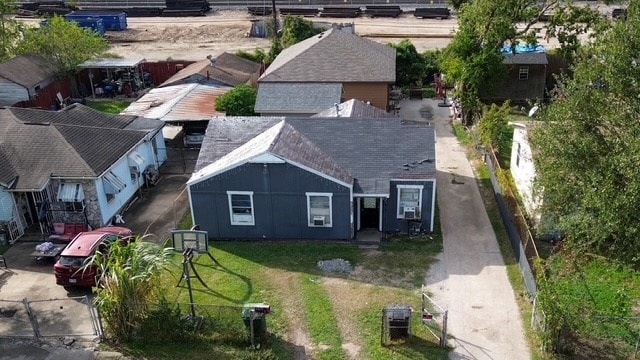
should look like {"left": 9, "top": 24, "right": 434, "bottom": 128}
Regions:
{"left": 92, "top": 239, "right": 174, "bottom": 340}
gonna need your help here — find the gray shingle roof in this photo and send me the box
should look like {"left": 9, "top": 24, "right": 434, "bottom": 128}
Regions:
{"left": 503, "top": 53, "right": 548, "bottom": 65}
{"left": 0, "top": 54, "right": 58, "bottom": 88}
{"left": 189, "top": 121, "right": 353, "bottom": 186}
{"left": 193, "top": 116, "right": 435, "bottom": 194}
{"left": 312, "top": 99, "right": 393, "bottom": 118}
{"left": 259, "top": 27, "right": 396, "bottom": 83}
{"left": 255, "top": 83, "right": 343, "bottom": 113}
{"left": 161, "top": 52, "right": 262, "bottom": 87}
{"left": 0, "top": 106, "right": 160, "bottom": 190}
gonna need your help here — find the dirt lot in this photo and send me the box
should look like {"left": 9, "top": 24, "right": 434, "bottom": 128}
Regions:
{"left": 105, "top": 10, "right": 460, "bottom": 62}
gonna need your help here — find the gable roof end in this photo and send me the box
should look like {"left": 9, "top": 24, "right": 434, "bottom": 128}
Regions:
{"left": 259, "top": 28, "right": 396, "bottom": 83}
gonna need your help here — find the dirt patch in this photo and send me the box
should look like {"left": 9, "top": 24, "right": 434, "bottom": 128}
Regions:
{"left": 100, "top": 11, "right": 457, "bottom": 61}
{"left": 321, "top": 277, "right": 371, "bottom": 360}
{"left": 263, "top": 269, "right": 314, "bottom": 360}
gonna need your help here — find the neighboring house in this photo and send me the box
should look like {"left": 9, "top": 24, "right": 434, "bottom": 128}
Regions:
{"left": 160, "top": 52, "right": 262, "bottom": 88}
{"left": 0, "top": 54, "right": 58, "bottom": 106}
{"left": 509, "top": 121, "right": 542, "bottom": 222}
{"left": 312, "top": 98, "right": 394, "bottom": 118}
{"left": 480, "top": 50, "right": 548, "bottom": 105}
{"left": 255, "top": 25, "right": 396, "bottom": 116}
{"left": 187, "top": 116, "right": 436, "bottom": 240}
{"left": 0, "top": 104, "right": 166, "bottom": 242}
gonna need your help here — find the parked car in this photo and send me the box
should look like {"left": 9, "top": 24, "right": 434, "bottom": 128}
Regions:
{"left": 183, "top": 122, "right": 208, "bottom": 148}
{"left": 53, "top": 226, "right": 133, "bottom": 290}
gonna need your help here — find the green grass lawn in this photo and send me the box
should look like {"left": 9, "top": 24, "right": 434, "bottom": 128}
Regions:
{"left": 85, "top": 100, "right": 132, "bottom": 114}
{"left": 116, "top": 232, "right": 447, "bottom": 359}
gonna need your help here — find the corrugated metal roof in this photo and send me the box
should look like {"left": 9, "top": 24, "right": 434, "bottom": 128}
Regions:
{"left": 122, "top": 83, "right": 231, "bottom": 122}
{"left": 80, "top": 57, "right": 146, "bottom": 68}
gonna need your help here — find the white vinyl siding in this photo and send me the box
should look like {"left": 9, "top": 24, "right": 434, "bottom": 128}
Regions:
{"left": 306, "top": 192, "right": 332, "bottom": 227}
{"left": 227, "top": 191, "right": 255, "bottom": 225}
{"left": 397, "top": 185, "right": 423, "bottom": 219}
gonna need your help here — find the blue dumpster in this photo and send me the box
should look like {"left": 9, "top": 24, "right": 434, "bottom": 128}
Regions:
{"left": 64, "top": 17, "right": 106, "bottom": 36}
{"left": 66, "top": 11, "right": 127, "bottom": 31}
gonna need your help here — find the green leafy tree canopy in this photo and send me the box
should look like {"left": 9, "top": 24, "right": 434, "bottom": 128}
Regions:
{"left": 441, "top": 0, "right": 606, "bottom": 124}
{"left": 532, "top": 1, "right": 640, "bottom": 265}
{"left": 280, "top": 15, "right": 322, "bottom": 49}
{"left": 215, "top": 84, "right": 257, "bottom": 116}
{"left": 0, "top": 0, "right": 22, "bottom": 61}
{"left": 17, "top": 16, "right": 109, "bottom": 77}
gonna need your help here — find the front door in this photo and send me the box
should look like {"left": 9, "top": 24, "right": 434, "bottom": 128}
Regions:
{"left": 360, "top": 198, "right": 379, "bottom": 229}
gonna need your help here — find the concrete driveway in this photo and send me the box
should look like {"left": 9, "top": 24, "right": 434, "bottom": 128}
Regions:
{"left": 400, "top": 99, "right": 530, "bottom": 360}
{"left": 0, "top": 171, "right": 191, "bottom": 359}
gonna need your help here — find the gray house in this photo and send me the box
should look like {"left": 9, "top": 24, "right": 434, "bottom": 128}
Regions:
{"left": 187, "top": 117, "right": 436, "bottom": 240}
{"left": 0, "top": 55, "right": 58, "bottom": 106}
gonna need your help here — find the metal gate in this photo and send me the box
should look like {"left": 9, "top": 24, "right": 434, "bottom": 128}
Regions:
{"left": 0, "top": 296, "right": 102, "bottom": 340}
{"left": 421, "top": 285, "right": 448, "bottom": 348}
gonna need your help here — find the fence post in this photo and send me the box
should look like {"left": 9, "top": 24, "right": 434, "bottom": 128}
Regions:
{"left": 440, "top": 310, "right": 448, "bottom": 348}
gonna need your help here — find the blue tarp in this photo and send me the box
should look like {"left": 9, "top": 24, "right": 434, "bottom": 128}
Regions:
{"left": 500, "top": 44, "right": 546, "bottom": 54}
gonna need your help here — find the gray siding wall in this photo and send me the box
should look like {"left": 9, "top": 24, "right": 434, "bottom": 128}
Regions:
{"left": 190, "top": 162, "right": 352, "bottom": 240}
{"left": 0, "top": 78, "right": 28, "bottom": 106}
{"left": 384, "top": 180, "right": 435, "bottom": 233}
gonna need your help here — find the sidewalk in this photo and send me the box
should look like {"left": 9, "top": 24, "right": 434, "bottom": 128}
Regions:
{"left": 401, "top": 99, "right": 530, "bottom": 360}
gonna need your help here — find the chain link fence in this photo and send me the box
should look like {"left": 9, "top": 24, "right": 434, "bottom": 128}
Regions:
{"left": 0, "top": 296, "right": 102, "bottom": 340}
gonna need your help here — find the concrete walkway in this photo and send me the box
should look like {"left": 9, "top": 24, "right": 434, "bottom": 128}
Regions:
{"left": 400, "top": 99, "right": 530, "bottom": 360}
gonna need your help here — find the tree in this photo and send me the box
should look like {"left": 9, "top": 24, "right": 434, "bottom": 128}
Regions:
{"left": 531, "top": 1, "right": 640, "bottom": 266}
{"left": 17, "top": 16, "right": 109, "bottom": 77}
{"left": 280, "top": 15, "right": 322, "bottom": 49}
{"left": 389, "top": 40, "right": 440, "bottom": 88}
{"left": 440, "top": 0, "right": 606, "bottom": 125}
{"left": 0, "top": 0, "right": 22, "bottom": 61}
{"left": 477, "top": 101, "right": 511, "bottom": 152}
{"left": 92, "top": 239, "right": 173, "bottom": 340}
{"left": 215, "top": 84, "right": 257, "bottom": 116}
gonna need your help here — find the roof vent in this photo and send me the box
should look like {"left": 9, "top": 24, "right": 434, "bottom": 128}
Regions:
{"left": 23, "top": 121, "right": 50, "bottom": 126}
{"left": 334, "top": 103, "right": 340, "bottom": 117}
{"left": 207, "top": 54, "right": 216, "bottom": 66}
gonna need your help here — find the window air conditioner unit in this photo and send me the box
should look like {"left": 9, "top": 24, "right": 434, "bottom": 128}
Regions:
{"left": 403, "top": 207, "right": 417, "bottom": 220}
{"left": 313, "top": 215, "right": 326, "bottom": 226}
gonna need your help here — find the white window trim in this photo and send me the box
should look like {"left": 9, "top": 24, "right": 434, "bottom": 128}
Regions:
{"left": 227, "top": 191, "right": 255, "bottom": 226}
{"left": 396, "top": 184, "right": 423, "bottom": 219}
{"left": 519, "top": 66, "right": 529, "bottom": 80}
{"left": 306, "top": 192, "right": 333, "bottom": 228}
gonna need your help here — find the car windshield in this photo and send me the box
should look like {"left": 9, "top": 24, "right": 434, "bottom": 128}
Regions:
{"left": 59, "top": 256, "right": 89, "bottom": 268}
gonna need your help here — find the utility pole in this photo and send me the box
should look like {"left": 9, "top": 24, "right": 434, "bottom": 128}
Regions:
{"left": 271, "top": 0, "right": 278, "bottom": 38}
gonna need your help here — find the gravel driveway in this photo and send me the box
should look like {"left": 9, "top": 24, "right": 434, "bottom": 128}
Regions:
{"left": 400, "top": 99, "right": 530, "bottom": 360}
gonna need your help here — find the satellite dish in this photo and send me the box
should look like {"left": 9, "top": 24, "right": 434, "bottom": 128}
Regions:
{"left": 528, "top": 105, "right": 539, "bottom": 118}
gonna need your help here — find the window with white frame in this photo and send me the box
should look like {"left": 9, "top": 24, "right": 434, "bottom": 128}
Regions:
{"left": 227, "top": 191, "right": 255, "bottom": 225}
{"left": 306, "top": 192, "right": 332, "bottom": 227}
{"left": 519, "top": 66, "right": 529, "bottom": 80}
{"left": 397, "top": 185, "right": 423, "bottom": 219}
